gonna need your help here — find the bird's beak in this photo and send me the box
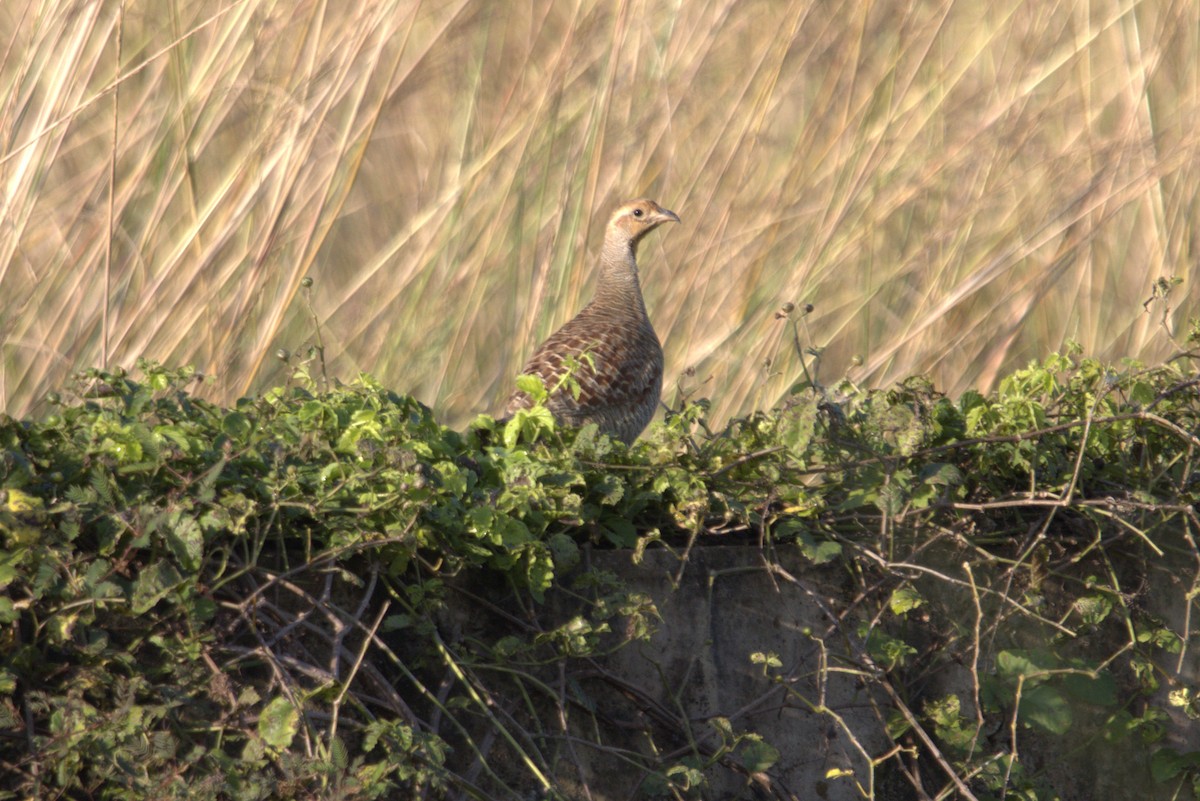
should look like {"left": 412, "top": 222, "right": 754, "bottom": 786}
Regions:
{"left": 656, "top": 207, "right": 681, "bottom": 225}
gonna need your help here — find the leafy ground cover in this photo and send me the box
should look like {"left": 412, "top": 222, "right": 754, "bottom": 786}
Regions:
{"left": 1, "top": 336, "right": 1199, "bottom": 799}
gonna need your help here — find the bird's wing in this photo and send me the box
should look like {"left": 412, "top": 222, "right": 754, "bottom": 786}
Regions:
{"left": 505, "top": 309, "right": 661, "bottom": 420}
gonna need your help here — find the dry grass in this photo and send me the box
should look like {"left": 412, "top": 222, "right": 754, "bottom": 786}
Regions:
{"left": 2, "top": 0, "right": 1197, "bottom": 427}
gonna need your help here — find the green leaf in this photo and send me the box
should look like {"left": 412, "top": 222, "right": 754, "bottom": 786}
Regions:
{"left": 876, "top": 482, "right": 905, "bottom": 516}
{"left": 466, "top": 506, "right": 494, "bottom": 534}
{"left": 1062, "top": 671, "right": 1117, "bottom": 707}
{"left": 258, "top": 697, "right": 300, "bottom": 751}
{"left": 163, "top": 509, "right": 203, "bottom": 571}
{"left": 0, "top": 552, "right": 22, "bottom": 591}
{"left": 1074, "top": 593, "right": 1113, "bottom": 626}
{"left": 498, "top": 515, "right": 532, "bottom": 547}
{"left": 524, "top": 544, "right": 554, "bottom": 602}
{"left": 1019, "top": 684, "right": 1071, "bottom": 734}
{"left": 925, "top": 695, "right": 974, "bottom": 750}
{"left": 779, "top": 394, "right": 819, "bottom": 457}
{"left": 515, "top": 374, "right": 548, "bottom": 403}
{"left": 548, "top": 532, "right": 580, "bottom": 570}
{"left": 859, "top": 623, "right": 917, "bottom": 669}
{"left": 131, "top": 560, "right": 184, "bottom": 614}
{"left": 1129, "top": 380, "right": 1156, "bottom": 407}
{"left": 919, "top": 462, "right": 963, "bottom": 486}
{"left": 593, "top": 474, "right": 624, "bottom": 505}
{"left": 1136, "top": 625, "right": 1183, "bottom": 653}
{"left": 709, "top": 716, "right": 734, "bottom": 739}
{"left": 889, "top": 586, "right": 924, "bottom": 616}
{"left": 799, "top": 536, "right": 841, "bottom": 564}
{"left": 504, "top": 406, "right": 556, "bottom": 447}
{"left": 222, "top": 411, "right": 253, "bottom": 441}
{"left": 739, "top": 736, "right": 779, "bottom": 772}
{"left": 1151, "top": 748, "right": 1200, "bottom": 783}
{"left": 601, "top": 516, "right": 637, "bottom": 547}
{"left": 996, "top": 649, "right": 1052, "bottom": 678}
{"left": 750, "top": 651, "right": 783, "bottom": 669}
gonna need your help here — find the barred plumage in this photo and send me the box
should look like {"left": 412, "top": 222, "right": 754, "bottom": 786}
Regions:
{"left": 504, "top": 199, "right": 680, "bottom": 444}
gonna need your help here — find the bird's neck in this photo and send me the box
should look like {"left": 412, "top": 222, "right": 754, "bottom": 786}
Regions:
{"left": 594, "top": 237, "right": 647, "bottom": 318}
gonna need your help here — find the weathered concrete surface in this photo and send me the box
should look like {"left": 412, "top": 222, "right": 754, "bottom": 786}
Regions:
{"left": 557, "top": 546, "right": 895, "bottom": 800}
{"left": 443, "top": 540, "right": 1199, "bottom": 800}
{"left": 554, "top": 543, "right": 1199, "bottom": 801}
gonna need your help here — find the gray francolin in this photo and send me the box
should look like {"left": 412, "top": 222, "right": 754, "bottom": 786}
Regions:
{"left": 504, "top": 199, "right": 680, "bottom": 444}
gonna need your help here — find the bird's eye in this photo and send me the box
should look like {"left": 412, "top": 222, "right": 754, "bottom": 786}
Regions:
{"left": 632, "top": 208, "right": 643, "bottom": 217}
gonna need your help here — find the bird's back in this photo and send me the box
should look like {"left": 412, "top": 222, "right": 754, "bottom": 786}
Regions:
{"left": 504, "top": 300, "right": 663, "bottom": 444}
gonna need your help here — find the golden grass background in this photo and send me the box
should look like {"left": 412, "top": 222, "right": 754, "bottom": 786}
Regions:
{"left": 2, "top": 0, "right": 1197, "bottom": 428}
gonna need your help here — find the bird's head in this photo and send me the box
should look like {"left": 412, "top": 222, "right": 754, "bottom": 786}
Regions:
{"left": 608, "top": 199, "right": 680, "bottom": 249}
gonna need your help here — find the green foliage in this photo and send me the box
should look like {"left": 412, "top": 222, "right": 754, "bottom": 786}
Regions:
{"left": 1, "top": 348, "right": 1199, "bottom": 799}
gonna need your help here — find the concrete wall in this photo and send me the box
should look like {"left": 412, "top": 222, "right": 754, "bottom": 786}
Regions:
{"left": 443, "top": 542, "right": 1199, "bottom": 800}
{"left": 545, "top": 543, "right": 1199, "bottom": 800}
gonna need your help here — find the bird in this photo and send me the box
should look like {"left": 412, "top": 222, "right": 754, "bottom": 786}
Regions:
{"left": 503, "top": 198, "right": 680, "bottom": 444}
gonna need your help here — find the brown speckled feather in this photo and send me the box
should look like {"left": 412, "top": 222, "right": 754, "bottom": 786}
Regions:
{"left": 505, "top": 199, "right": 679, "bottom": 444}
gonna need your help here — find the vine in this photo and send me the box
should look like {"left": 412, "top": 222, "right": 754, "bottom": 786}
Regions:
{"left": 1, "top": 341, "right": 1198, "bottom": 799}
